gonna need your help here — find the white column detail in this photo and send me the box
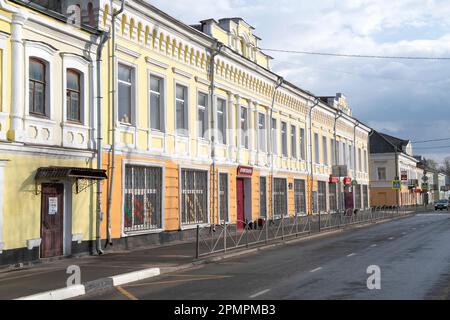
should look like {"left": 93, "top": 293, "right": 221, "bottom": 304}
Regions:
{"left": 9, "top": 13, "right": 28, "bottom": 142}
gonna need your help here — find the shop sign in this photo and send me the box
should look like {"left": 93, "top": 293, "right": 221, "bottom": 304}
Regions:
{"left": 237, "top": 165, "right": 253, "bottom": 177}
{"left": 343, "top": 177, "right": 352, "bottom": 185}
{"left": 329, "top": 175, "right": 339, "bottom": 184}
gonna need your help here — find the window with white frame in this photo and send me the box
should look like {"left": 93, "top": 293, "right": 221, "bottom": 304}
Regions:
{"left": 272, "top": 118, "right": 278, "bottom": 155}
{"left": 349, "top": 144, "right": 353, "bottom": 170}
{"left": 363, "top": 185, "right": 369, "bottom": 208}
{"left": 378, "top": 167, "right": 386, "bottom": 181}
{"left": 149, "top": 75, "right": 164, "bottom": 132}
{"left": 66, "top": 69, "right": 82, "bottom": 123}
{"left": 29, "top": 58, "right": 48, "bottom": 117}
{"left": 124, "top": 165, "right": 163, "bottom": 233}
{"left": 181, "top": 169, "right": 208, "bottom": 225}
{"left": 322, "top": 136, "right": 328, "bottom": 166}
{"left": 273, "top": 178, "right": 287, "bottom": 218}
{"left": 318, "top": 181, "right": 327, "bottom": 212}
{"left": 260, "top": 176, "right": 267, "bottom": 218}
{"left": 197, "top": 92, "right": 208, "bottom": 139}
{"left": 329, "top": 183, "right": 337, "bottom": 212}
{"left": 219, "top": 173, "right": 229, "bottom": 223}
{"left": 294, "top": 179, "right": 306, "bottom": 215}
{"left": 364, "top": 150, "right": 368, "bottom": 173}
{"left": 358, "top": 148, "right": 362, "bottom": 172}
{"left": 331, "top": 138, "right": 336, "bottom": 165}
{"left": 176, "top": 84, "right": 189, "bottom": 136}
{"left": 314, "top": 133, "right": 320, "bottom": 164}
{"left": 343, "top": 142, "right": 347, "bottom": 167}
{"left": 118, "top": 63, "right": 134, "bottom": 125}
{"left": 291, "top": 125, "right": 297, "bottom": 158}
{"left": 258, "top": 113, "right": 266, "bottom": 152}
{"left": 281, "top": 122, "right": 288, "bottom": 157}
{"left": 240, "top": 106, "right": 248, "bottom": 148}
{"left": 300, "top": 128, "right": 305, "bottom": 160}
{"left": 354, "top": 184, "right": 362, "bottom": 209}
{"left": 217, "top": 98, "right": 227, "bottom": 144}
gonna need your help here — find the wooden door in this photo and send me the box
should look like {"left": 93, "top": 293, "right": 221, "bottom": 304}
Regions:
{"left": 236, "top": 178, "right": 245, "bottom": 230}
{"left": 41, "top": 184, "right": 64, "bottom": 258}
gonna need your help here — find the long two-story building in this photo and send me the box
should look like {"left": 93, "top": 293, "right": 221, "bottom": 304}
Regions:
{"left": 0, "top": 0, "right": 371, "bottom": 267}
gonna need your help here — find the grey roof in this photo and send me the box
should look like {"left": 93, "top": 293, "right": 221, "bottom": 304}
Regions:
{"left": 370, "top": 131, "right": 410, "bottom": 154}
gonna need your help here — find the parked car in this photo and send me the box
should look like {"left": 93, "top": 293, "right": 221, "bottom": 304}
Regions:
{"left": 434, "top": 199, "right": 449, "bottom": 211}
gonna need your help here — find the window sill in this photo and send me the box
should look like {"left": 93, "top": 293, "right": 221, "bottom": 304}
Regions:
{"left": 25, "top": 115, "right": 55, "bottom": 125}
{"left": 122, "top": 228, "right": 164, "bottom": 237}
{"left": 180, "top": 223, "right": 210, "bottom": 231}
{"left": 63, "top": 121, "right": 89, "bottom": 129}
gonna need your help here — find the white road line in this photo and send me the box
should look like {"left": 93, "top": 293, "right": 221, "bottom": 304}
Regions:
{"left": 389, "top": 237, "right": 395, "bottom": 240}
{"left": 310, "top": 267, "right": 323, "bottom": 273}
{"left": 402, "top": 232, "right": 407, "bottom": 235}
{"left": 371, "top": 244, "right": 378, "bottom": 247}
{"left": 249, "top": 289, "right": 270, "bottom": 299}
{"left": 347, "top": 253, "right": 356, "bottom": 257}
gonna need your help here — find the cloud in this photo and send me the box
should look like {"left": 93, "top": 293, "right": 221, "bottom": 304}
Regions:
{"left": 148, "top": 0, "right": 450, "bottom": 164}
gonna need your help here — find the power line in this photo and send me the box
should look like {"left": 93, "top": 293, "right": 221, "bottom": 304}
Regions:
{"left": 412, "top": 138, "right": 450, "bottom": 144}
{"left": 262, "top": 48, "right": 450, "bottom": 61}
{"left": 413, "top": 145, "right": 450, "bottom": 150}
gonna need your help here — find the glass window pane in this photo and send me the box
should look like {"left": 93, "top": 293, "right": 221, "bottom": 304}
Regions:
{"left": 150, "top": 93, "right": 161, "bottom": 130}
{"left": 150, "top": 77, "right": 160, "bottom": 92}
{"left": 118, "top": 64, "right": 131, "bottom": 82}
{"left": 34, "top": 83, "right": 45, "bottom": 114}
{"left": 29, "top": 60, "right": 45, "bottom": 81}
{"left": 119, "top": 83, "right": 131, "bottom": 124}
{"left": 67, "top": 71, "right": 79, "bottom": 91}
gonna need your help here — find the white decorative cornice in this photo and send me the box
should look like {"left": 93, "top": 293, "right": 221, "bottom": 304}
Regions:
{"left": 146, "top": 57, "right": 169, "bottom": 70}
{"left": 172, "top": 67, "right": 192, "bottom": 79}
{"left": 194, "top": 76, "right": 210, "bottom": 86}
{"left": 116, "top": 44, "right": 141, "bottom": 59}
{"left": 24, "top": 40, "right": 58, "bottom": 55}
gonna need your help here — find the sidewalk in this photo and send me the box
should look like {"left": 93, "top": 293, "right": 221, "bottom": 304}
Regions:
{"left": 0, "top": 241, "right": 198, "bottom": 300}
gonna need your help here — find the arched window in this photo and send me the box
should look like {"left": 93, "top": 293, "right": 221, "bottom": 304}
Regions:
{"left": 67, "top": 69, "right": 81, "bottom": 122}
{"left": 29, "top": 58, "right": 47, "bottom": 116}
{"left": 88, "top": 2, "right": 95, "bottom": 26}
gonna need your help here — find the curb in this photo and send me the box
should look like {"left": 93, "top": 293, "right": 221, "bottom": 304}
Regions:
{"left": 14, "top": 212, "right": 416, "bottom": 300}
{"left": 15, "top": 268, "right": 161, "bottom": 300}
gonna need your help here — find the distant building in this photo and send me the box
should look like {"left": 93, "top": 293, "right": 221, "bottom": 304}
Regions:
{"left": 369, "top": 131, "right": 424, "bottom": 206}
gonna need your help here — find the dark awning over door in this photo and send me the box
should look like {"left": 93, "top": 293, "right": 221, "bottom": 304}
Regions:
{"left": 35, "top": 167, "right": 108, "bottom": 180}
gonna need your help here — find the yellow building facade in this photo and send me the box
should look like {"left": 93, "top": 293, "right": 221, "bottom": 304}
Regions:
{"left": 97, "top": 1, "right": 371, "bottom": 249}
{"left": 0, "top": 0, "right": 371, "bottom": 266}
{"left": 0, "top": 0, "right": 106, "bottom": 266}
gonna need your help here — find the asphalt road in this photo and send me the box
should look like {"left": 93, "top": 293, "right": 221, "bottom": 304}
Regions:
{"left": 79, "top": 212, "right": 450, "bottom": 300}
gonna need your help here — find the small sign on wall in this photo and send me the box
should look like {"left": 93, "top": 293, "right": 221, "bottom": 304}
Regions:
{"left": 48, "top": 197, "right": 58, "bottom": 215}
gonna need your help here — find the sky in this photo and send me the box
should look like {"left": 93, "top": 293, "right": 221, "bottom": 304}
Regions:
{"left": 149, "top": 0, "right": 450, "bottom": 164}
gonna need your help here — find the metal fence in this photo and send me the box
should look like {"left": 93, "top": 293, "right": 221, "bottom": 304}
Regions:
{"left": 195, "top": 205, "right": 433, "bottom": 258}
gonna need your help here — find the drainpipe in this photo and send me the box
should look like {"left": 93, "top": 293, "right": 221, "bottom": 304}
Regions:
{"left": 269, "top": 77, "right": 283, "bottom": 220}
{"left": 209, "top": 41, "right": 223, "bottom": 227}
{"left": 95, "top": 31, "right": 110, "bottom": 255}
{"left": 333, "top": 110, "right": 343, "bottom": 212}
{"left": 106, "top": 0, "right": 126, "bottom": 248}
{"left": 308, "top": 98, "right": 320, "bottom": 226}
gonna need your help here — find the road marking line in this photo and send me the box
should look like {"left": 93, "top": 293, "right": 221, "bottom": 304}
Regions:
{"left": 124, "top": 275, "right": 232, "bottom": 288}
{"left": 250, "top": 289, "right": 270, "bottom": 299}
{"left": 371, "top": 244, "right": 378, "bottom": 247}
{"left": 116, "top": 286, "right": 139, "bottom": 300}
{"left": 389, "top": 237, "right": 395, "bottom": 240}
{"left": 347, "top": 253, "right": 356, "bottom": 257}
{"left": 310, "top": 267, "right": 323, "bottom": 273}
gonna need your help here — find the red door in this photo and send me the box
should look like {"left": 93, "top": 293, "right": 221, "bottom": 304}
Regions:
{"left": 41, "top": 184, "right": 64, "bottom": 258}
{"left": 236, "top": 178, "right": 245, "bottom": 230}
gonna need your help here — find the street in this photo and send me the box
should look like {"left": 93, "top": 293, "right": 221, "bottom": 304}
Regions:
{"left": 78, "top": 212, "right": 450, "bottom": 300}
